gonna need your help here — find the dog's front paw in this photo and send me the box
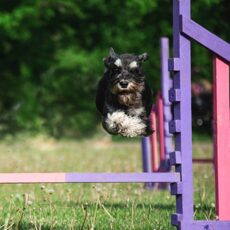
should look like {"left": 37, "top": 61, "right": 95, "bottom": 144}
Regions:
{"left": 119, "top": 116, "right": 147, "bottom": 138}
{"left": 102, "top": 121, "right": 119, "bottom": 135}
{"left": 102, "top": 111, "right": 125, "bottom": 135}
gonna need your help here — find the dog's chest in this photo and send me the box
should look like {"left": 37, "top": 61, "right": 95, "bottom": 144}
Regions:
{"left": 106, "top": 103, "right": 145, "bottom": 117}
{"left": 127, "top": 107, "right": 145, "bottom": 117}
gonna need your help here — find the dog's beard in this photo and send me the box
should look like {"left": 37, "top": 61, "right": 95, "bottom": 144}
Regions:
{"left": 118, "top": 93, "right": 137, "bottom": 106}
{"left": 110, "top": 81, "right": 144, "bottom": 106}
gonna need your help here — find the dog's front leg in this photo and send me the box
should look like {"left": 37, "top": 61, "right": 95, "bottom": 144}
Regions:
{"left": 102, "top": 116, "right": 120, "bottom": 135}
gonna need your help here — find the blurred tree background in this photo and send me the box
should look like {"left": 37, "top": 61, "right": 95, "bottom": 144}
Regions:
{"left": 0, "top": 0, "right": 229, "bottom": 138}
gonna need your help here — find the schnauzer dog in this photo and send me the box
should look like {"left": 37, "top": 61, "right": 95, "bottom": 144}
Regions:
{"left": 95, "top": 48, "right": 153, "bottom": 137}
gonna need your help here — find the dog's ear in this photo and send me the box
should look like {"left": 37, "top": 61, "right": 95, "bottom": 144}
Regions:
{"left": 138, "top": 53, "right": 148, "bottom": 63}
{"left": 103, "top": 57, "right": 110, "bottom": 67}
{"left": 103, "top": 56, "right": 115, "bottom": 68}
{"left": 109, "top": 47, "right": 118, "bottom": 59}
{"left": 103, "top": 47, "right": 119, "bottom": 68}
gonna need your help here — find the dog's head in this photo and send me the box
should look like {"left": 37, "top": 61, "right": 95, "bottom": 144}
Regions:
{"left": 103, "top": 48, "right": 148, "bottom": 106}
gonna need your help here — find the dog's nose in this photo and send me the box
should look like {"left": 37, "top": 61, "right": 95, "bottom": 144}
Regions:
{"left": 119, "top": 80, "right": 129, "bottom": 88}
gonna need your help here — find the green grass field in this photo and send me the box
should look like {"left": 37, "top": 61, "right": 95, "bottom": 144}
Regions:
{"left": 0, "top": 134, "right": 215, "bottom": 229}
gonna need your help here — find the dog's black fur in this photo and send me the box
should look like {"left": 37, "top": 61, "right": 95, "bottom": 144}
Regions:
{"left": 95, "top": 48, "right": 153, "bottom": 137}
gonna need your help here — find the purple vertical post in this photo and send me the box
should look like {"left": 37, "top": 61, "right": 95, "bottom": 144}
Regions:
{"left": 171, "top": 0, "right": 194, "bottom": 228}
{"left": 160, "top": 37, "right": 173, "bottom": 171}
{"left": 141, "top": 137, "right": 152, "bottom": 188}
{"left": 141, "top": 137, "right": 151, "bottom": 172}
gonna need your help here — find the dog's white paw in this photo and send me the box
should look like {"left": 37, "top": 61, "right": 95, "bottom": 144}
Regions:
{"left": 119, "top": 116, "right": 146, "bottom": 137}
{"left": 105, "top": 111, "right": 126, "bottom": 133}
{"left": 105, "top": 112, "right": 146, "bottom": 137}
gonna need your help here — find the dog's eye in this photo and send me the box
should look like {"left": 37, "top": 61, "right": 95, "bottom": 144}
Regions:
{"left": 112, "top": 66, "right": 121, "bottom": 74}
{"left": 130, "top": 67, "right": 140, "bottom": 75}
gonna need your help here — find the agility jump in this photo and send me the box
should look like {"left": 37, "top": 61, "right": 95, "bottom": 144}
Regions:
{"left": 0, "top": 1, "right": 229, "bottom": 229}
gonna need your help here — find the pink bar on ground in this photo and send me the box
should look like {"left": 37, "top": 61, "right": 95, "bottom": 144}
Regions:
{"left": 0, "top": 173, "right": 66, "bottom": 183}
{"left": 213, "top": 56, "right": 230, "bottom": 220}
{"left": 150, "top": 105, "right": 159, "bottom": 172}
{"left": 157, "top": 93, "right": 165, "bottom": 161}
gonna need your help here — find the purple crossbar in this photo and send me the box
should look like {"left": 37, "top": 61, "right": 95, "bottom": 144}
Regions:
{"left": 180, "top": 16, "right": 230, "bottom": 62}
{"left": 66, "top": 173, "right": 179, "bottom": 183}
{"left": 0, "top": 173, "right": 180, "bottom": 184}
{"left": 180, "top": 221, "right": 230, "bottom": 229}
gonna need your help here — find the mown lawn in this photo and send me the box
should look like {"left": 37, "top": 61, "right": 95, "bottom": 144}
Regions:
{"left": 0, "top": 134, "right": 215, "bottom": 229}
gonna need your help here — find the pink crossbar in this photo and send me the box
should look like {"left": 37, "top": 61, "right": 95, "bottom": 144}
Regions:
{"left": 150, "top": 106, "right": 159, "bottom": 172}
{"left": 0, "top": 173, "right": 66, "bottom": 183}
{"left": 213, "top": 56, "right": 230, "bottom": 220}
{"left": 157, "top": 93, "right": 165, "bottom": 162}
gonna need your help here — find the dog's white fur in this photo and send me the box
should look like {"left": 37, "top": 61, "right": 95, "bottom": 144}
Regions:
{"left": 105, "top": 111, "right": 146, "bottom": 137}
{"left": 129, "top": 61, "right": 138, "bottom": 68}
{"left": 114, "top": 59, "right": 122, "bottom": 67}
{"left": 128, "top": 107, "right": 144, "bottom": 116}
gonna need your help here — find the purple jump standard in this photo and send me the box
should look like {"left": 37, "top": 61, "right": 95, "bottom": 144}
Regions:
{"left": 141, "top": 137, "right": 154, "bottom": 188}
{"left": 169, "top": 0, "right": 194, "bottom": 227}
{"left": 169, "top": 0, "right": 230, "bottom": 229}
{"left": 160, "top": 38, "right": 173, "bottom": 169}
{"left": 155, "top": 38, "right": 173, "bottom": 173}
{"left": 141, "top": 38, "right": 172, "bottom": 176}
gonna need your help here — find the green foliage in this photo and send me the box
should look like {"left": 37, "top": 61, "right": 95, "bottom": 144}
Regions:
{"left": 0, "top": 0, "right": 229, "bottom": 137}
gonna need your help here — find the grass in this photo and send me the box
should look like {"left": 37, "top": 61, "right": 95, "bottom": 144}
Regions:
{"left": 0, "top": 133, "right": 216, "bottom": 229}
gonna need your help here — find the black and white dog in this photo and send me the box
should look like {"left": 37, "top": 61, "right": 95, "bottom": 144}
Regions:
{"left": 96, "top": 48, "right": 153, "bottom": 137}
